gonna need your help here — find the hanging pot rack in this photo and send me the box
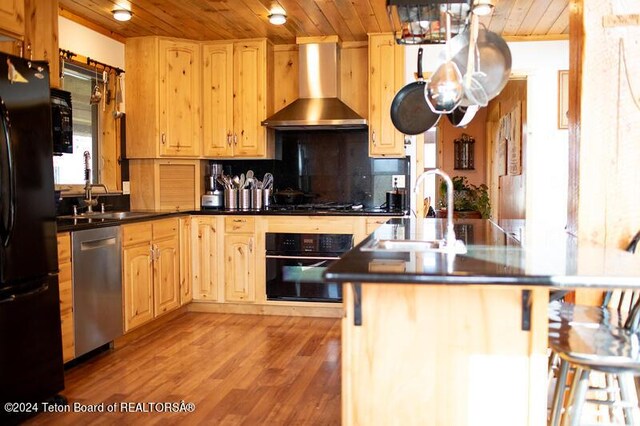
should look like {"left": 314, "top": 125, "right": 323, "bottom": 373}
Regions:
{"left": 58, "top": 48, "right": 125, "bottom": 76}
{"left": 386, "top": 0, "right": 473, "bottom": 45}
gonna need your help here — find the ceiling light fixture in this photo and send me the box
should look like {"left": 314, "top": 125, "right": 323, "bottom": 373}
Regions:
{"left": 472, "top": 0, "right": 495, "bottom": 16}
{"left": 112, "top": 9, "right": 132, "bottom": 22}
{"left": 268, "top": 12, "right": 287, "bottom": 25}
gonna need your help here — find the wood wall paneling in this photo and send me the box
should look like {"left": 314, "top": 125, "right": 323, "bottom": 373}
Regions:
{"left": 25, "top": 0, "right": 59, "bottom": 87}
{"left": 486, "top": 79, "right": 527, "bottom": 221}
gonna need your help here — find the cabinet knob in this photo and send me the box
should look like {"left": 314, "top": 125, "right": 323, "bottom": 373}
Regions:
{"left": 372, "top": 130, "right": 376, "bottom": 145}
{"left": 227, "top": 132, "right": 232, "bottom": 146}
{"left": 249, "top": 238, "right": 253, "bottom": 253}
{"left": 161, "top": 133, "right": 167, "bottom": 144}
{"left": 233, "top": 133, "right": 238, "bottom": 145}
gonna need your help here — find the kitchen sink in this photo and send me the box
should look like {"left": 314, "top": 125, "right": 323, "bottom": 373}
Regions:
{"left": 361, "top": 239, "right": 467, "bottom": 254}
{"left": 58, "top": 211, "right": 158, "bottom": 220}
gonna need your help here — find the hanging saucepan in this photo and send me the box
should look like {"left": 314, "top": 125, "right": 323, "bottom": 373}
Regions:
{"left": 446, "top": 105, "right": 479, "bottom": 128}
{"left": 390, "top": 48, "right": 440, "bottom": 135}
{"left": 443, "top": 25, "right": 512, "bottom": 106}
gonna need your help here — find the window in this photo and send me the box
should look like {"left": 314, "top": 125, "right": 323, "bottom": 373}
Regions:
{"left": 53, "top": 62, "right": 101, "bottom": 185}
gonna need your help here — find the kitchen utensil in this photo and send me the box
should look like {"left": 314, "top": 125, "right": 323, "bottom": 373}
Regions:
{"left": 426, "top": 13, "right": 463, "bottom": 114}
{"left": 239, "top": 173, "right": 245, "bottom": 189}
{"left": 90, "top": 66, "right": 102, "bottom": 105}
{"left": 461, "top": 13, "right": 488, "bottom": 107}
{"left": 113, "top": 74, "right": 123, "bottom": 119}
{"left": 446, "top": 105, "right": 479, "bottom": 127}
{"left": 102, "top": 71, "right": 108, "bottom": 112}
{"left": 445, "top": 22, "right": 512, "bottom": 104}
{"left": 232, "top": 175, "right": 241, "bottom": 189}
{"left": 390, "top": 48, "right": 440, "bottom": 135}
{"left": 263, "top": 173, "right": 273, "bottom": 190}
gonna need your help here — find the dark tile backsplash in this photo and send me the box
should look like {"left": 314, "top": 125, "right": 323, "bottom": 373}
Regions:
{"left": 216, "top": 129, "right": 409, "bottom": 209}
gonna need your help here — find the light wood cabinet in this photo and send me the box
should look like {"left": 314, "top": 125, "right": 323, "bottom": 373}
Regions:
{"left": 126, "top": 37, "right": 201, "bottom": 158}
{"left": 224, "top": 234, "right": 255, "bottom": 302}
{"left": 203, "top": 39, "right": 274, "bottom": 158}
{"left": 129, "top": 159, "right": 201, "bottom": 211}
{"left": 368, "top": 33, "right": 405, "bottom": 158}
{"left": 122, "top": 218, "right": 181, "bottom": 332}
{"left": 57, "top": 232, "right": 74, "bottom": 363}
{"left": 0, "top": 0, "right": 24, "bottom": 39}
{"left": 191, "top": 216, "right": 219, "bottom": 300}
{"left": 179, "top": 217, "right": 192, "bottom": 305}
{"left": 122, "top": 241, "right": 154, "bottom": 331}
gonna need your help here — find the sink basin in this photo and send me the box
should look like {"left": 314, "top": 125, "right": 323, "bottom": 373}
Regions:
{"left": 58, "top": 211, "right": 158, "bottom": 220}
{"left": 361, "top": 239, "right": 467, "bottom": 254}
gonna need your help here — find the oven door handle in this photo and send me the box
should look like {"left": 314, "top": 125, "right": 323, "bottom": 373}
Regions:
{"left": 265, "top": 255, "right": 340, "bottom": 261}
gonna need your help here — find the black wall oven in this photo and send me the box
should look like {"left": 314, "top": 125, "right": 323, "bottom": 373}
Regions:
{"left": 266, "top": 233, "right": 353, "bottom": 303}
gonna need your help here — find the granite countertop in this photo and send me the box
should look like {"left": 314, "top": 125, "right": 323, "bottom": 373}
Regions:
{"left": 56, "top": 209, "right": 406, "bottom": 232}
{"left": 324, "top": 218, "right": 640, "bottom": 289}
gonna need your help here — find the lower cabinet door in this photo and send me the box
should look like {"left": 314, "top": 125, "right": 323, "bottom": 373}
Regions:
{"left": 58, "top": 261, "right": 74, "bottom": 362}
{"left": 154, "top": 236, "right": 180, "bottom": 316}
{"left": 224, "top": 234, "right": 255, "bottom": 302}
{"left": 192, "top": 217, "right": 219, "bottom": 300}
{"left": 123, "top": 243, "right": 154, "bottom": 332}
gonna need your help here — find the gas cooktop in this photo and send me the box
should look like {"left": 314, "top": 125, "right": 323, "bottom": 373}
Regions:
{"left": 265, "top": 202, "right": 403, "bottom": 214}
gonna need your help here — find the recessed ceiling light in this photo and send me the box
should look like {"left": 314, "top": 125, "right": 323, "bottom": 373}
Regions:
{"left": 472, "top": 0, "right": 495, "bottom": 16}
{"left": 112, "top": 9, "right": 132, "bottom": 22}
{"left": 268, "top": 13, "right": 286, "bottom": 25}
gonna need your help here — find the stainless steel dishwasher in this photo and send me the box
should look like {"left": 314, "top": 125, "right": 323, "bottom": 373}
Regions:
{"left": 72, "top": 226, "right": 123, "bottom": 357}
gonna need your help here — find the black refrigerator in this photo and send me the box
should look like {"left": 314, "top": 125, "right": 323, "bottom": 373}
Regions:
{"left": 0, "top": 53, "right": 65, "bottom": 421}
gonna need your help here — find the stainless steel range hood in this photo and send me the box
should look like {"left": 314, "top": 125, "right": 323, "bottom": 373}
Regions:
{"left": 261, "top": 42, "right": 367, "bottom": 130}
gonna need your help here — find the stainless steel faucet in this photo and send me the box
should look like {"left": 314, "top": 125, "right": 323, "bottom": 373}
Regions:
{"left": 414, "top": 168, "right": 457, "bottom": 249}
{"left": 82, "top": 151, "right": 108, "bottom": 213}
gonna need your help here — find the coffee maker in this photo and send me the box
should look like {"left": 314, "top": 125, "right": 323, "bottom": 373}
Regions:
{"left": 202, "top": 162, "right": 224, "bottom": 208}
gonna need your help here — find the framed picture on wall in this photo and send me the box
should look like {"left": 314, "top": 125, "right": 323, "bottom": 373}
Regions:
{"left": 558, "top": 70, "right": 569, "bottom": 129}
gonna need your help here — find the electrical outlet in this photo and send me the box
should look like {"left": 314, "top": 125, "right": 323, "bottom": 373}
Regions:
{"left": 122, "top": 181, "right": 130, "bottom": 195}
{"left": 392, "top": 175, "right": 406, "bottom": 189}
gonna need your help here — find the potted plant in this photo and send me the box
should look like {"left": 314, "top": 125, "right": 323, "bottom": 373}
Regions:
{"left": 438, "top": 176, "right": 491, "bottom": 219}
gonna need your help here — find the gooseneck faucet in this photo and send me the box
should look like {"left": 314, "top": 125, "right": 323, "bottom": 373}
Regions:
{"left": 413, "top": 168, "right": 457, "bottom": 250}
{"left": 83, "top": 151, "right": 98, "bottom": 213}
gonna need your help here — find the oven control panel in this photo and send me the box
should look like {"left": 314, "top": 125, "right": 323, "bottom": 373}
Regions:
{"left": 266, "top": 233, "right": 353, "bottom": 255}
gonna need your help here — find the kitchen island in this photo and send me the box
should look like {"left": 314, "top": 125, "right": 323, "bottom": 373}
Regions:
{"left": 325, "top": 218, "right": 640, "bottom": 426}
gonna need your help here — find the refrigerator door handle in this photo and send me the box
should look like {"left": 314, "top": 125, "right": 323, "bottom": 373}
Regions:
{"left": 0, "top": 96, "right": 15, "bottom": 247}
{"left": 0, "top": 282, "right": 49, "bottom": 304}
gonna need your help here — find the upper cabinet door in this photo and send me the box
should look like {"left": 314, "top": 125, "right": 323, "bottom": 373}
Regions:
{"left": 158, "top": 39, "right": 201, "bottom": 157}
{"left": 0, "top": 0, "right": 24, "bottom": 38}
{"left": 233, "top": 41, "right": 266, "bottom": 158}
{"left": 368, "top": 34, "right": 405, "bottom": 158}
{"left": 203, "top": 43, "right": 234, "bottom": 157}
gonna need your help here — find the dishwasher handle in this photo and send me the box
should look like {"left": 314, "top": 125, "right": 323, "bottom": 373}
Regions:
{"left": 80, "top": 237, "right": 117, "bottom": 251}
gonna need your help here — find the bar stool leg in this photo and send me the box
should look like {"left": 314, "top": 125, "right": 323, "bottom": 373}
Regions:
{"left": 563, "top": 367, "right": 590, "bottom": 426}
{"left": 618, "top": 372, "right": 639, "bottom": 426}
{"left": 605, "top": 373, "right": 618, "bottom": 422}
{"left": 551, "top": 359, "right": 570, "bottom": 426}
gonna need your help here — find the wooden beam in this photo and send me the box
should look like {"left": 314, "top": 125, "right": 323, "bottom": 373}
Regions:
{"left": 501, "top": 33, "right": 569, "bottom": 41}
{"left": 58, "top": 7, "right": 127, "bottom": 43}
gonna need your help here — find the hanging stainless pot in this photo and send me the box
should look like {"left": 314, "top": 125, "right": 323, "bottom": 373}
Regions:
{"left": 443, "top": 25, "right": 512, "bottom": 104}
{"left": 446, "top": 105, "right": 479, "bottom": 128}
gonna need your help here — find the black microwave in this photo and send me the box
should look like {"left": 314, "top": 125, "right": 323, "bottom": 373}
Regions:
{"left": 51, "top": 88, "right": 73, "bottom": 155}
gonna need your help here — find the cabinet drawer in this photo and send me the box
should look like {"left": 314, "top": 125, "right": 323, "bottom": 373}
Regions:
{"left": 225, "top": 216, "right": 255, "bottom": 233}
{"left": 122, "top": 222, "right": 152, "bottom": 247}
{"left": 153, "top": 218, "right": 179, "bottom": 240}
{"left": 57, "top": 232, "right": 71, "bottom": 263}
{"left": 365, "top": 217, "right": 392, "bottom": 234}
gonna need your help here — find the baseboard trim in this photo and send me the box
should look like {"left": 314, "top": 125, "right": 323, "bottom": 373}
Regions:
{"left": 187, "top": 301, "right": 343, "bottom": 318}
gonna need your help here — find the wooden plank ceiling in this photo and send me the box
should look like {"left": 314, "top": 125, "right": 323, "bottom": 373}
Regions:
{"left": 58, "top": 0, "right": 569, "bottom": 44}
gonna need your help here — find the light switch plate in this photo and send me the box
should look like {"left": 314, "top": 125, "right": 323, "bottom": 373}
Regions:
{"left": 392, "top": 175, "right": 406, "bottom": 189}
{"left": 122, "top": 181, "right": 130, "bottom": 195}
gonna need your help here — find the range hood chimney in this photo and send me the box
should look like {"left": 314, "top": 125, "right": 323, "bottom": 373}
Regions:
{"left": 261, "top": 40, "right": 367, "bottom": 130}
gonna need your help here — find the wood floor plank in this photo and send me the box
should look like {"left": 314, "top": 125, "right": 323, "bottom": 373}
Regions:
{"left": 26, "top": 313, "right": 341, "bottom": 425}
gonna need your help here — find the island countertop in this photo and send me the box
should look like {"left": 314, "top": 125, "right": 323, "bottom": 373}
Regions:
{"left": 324, "top": 218, "right": 640, "bottom": 288}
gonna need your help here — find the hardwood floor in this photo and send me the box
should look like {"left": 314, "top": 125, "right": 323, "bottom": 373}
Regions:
{"left": 27, "top": 313, "right": 341, "bottom": 425}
